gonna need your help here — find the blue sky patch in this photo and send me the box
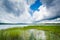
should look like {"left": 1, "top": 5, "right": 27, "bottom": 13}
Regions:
{"left": 30, "top": 0, "right": 42, "bottom": 16}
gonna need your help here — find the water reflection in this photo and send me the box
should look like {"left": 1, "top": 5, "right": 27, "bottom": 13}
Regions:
{"left": 24, "top": 29, "right": 46, "bottom": 40}
{"left": 0, "top": 29, "right": 60, "bottom": 40}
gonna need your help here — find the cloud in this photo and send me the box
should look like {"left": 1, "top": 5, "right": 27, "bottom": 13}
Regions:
{"left": 26, "top": 0, "right": 36, "bottom": 6}
{"left": 0, "top": 0, "right": 60, "bottom": 23}
{"left": 0, "top": 0, "right": 60, "bottom": 29}
{"left": 40, "top": 0, "right": 60, "bottom": 17}
{"left": 32, "top": 0, "right": 60, "bottom": 23}
{"left": 0, "top": 0, "right": 34, "bottom": 23}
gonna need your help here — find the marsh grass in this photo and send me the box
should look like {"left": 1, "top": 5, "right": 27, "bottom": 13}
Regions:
{"left": 0, "top": 26, "right": 60, "bottom": 40}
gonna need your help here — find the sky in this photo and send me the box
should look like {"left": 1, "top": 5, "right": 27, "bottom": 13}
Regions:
{"left": 0, "top": 0, "right": 60, "bottom": 24}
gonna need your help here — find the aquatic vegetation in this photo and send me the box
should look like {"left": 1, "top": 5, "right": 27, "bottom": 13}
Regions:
{"left": 0, "top": 26, "right": 60, "bottom": 40}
